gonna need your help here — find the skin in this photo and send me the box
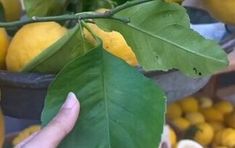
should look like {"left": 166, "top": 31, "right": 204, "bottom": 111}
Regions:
{"left": 16, "top": 92, "right": 80, "bottom": 148}
{"left": 218, "top": 49, "right": 235, "bottom": 73}
{"left": 225, "top": 50, "right": 235, "bottom": 72}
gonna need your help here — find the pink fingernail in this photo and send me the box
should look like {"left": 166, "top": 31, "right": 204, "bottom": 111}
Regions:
{"left": 62, "top": 92, "right": 77, "bottom": 109}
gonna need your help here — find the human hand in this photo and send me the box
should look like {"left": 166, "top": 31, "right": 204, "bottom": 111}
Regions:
{"left": 16, "top": 92, "right": 80, "bottom": 148}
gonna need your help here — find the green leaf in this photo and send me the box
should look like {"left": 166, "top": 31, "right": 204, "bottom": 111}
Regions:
{"left": 41, "top": 44, "right": 166, "bottom": 148}
{"left": 24, "top": 0, "right": 67, "bottom": 17}
{"left": 66, "top": 0, "right": 82, "bottom": 13}
{"left": 22, "top": 25, "right": 94, "bottom": 73}
{"left": 95, "top": 0, "right": 228, "bottom": 76}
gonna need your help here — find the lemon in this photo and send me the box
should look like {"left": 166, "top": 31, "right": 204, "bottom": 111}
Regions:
{"left": 198, "top": 97, "right": 213, "bottom": 108}
{"left": 214, "top": 101, "right": 233, "bottom": 115}
{"left": 203, "top": 0, "right": 235, "bottom": 25}
{"left": 185, "top": 112, "right": 205, "bottom": 125}
{"left": 209, "top": 121, "right": 224, "bottom": 132}
{"left": 84, "top": 23, "right": 138, "bottom": 66}
{"left": 213, "top": 128, "right": 235, "bottom": 147}
{"left": 179, "top": 97, "right": 198, "bottom": 113}
{"left": 193, "top": 123, "right": 214, "bottom": 146}
{"left": 200, "top": 107, "right": 224, "bottom": 122}
{"left": 169, "top": 127, "right": 177, "bottom": 146}
{"left": 0, "top": 28, "right": 9, "bottom": 69}
{"left": 0, "top": 0, "right": 22, "bottom": 21}
{"left": 225, "top": 111, "right": 235, "bottom": 128}
{"left": 167, "top": 102, "right": 182, "bottom": 119}
{"left": 0, "top": 110, "right": 5, "bottom": 147}
{"left": 13, "top": 125, "right": 41, "bottom": 146}
{"left": 6, "top": 22, "right": 67, "bottom": 72}
{"left": 172, "top": 117, "right": 190, "bottom": 131}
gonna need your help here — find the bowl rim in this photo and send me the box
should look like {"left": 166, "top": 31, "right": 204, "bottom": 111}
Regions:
{"left": 0, "top": 70, "right": 55, "bottom": 88}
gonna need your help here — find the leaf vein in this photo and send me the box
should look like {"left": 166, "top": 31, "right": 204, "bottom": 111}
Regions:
{"left": 127, "top": 23, "right": 225, "bottom": 64}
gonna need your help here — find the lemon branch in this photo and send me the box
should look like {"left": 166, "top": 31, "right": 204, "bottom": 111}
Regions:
{"left": 0, "top": 0, "right": 152, "bottom": 28}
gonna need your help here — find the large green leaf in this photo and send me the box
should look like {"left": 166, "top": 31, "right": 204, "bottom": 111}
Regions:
{"left": 95, "top": 0, "right": 228, "bottom": 76}
{"left": 24, "top": 0, "right": 67, "bottom": 17}
{"left": 41, "top": 44, "right": 166, "bottom": 148}
{"left": 22, "top": 25, "right": 94, "bottom": 73}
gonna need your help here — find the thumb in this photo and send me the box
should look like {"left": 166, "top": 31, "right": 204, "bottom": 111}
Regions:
{"left": 18, "top": 92, "right": 80, "bottom": 148}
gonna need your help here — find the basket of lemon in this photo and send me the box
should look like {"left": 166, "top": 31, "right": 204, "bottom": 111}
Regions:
{"left": 0, "top": 22, "right": 64, "bottom": 119}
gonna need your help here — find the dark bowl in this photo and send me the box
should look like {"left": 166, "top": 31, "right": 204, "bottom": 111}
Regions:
{"left": 0, "top": 69, "right": 210, "bottom": 120}
{"left": 0, "top": 71, "right": 54, "bottom": 119}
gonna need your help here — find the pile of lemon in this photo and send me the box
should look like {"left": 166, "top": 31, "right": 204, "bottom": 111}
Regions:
{"left": 167, "top": 96, "right": 235, "bottom": 148}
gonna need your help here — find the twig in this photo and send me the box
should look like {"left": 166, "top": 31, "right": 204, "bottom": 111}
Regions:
{"left": 0, "top": 0, "right": 152, "bottom": 28}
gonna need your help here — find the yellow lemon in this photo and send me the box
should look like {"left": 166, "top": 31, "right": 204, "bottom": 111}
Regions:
{"left": 6, "top": 22, "right": 67, "bottom": 72}
{"left": 198, "top": 97, "right": 213, "bottom": 108}
{"left": 0, "top": 0, "right": 22, "bottom": 21}
{"left": 193, "top": 123, "right": 214, "bottom": 146}
{"left": 13, "top": 125, "right": 41, "bottom": 146}
{"left": 209, "top": 121, "right": 224, "bottom": 132}
{"left": 214, "top": 101, "right": 233, "bottom": 115}
{"left": 84, "top": 23, "right": 138, "bottom": 66}
{"left": 200, "top": 107, "right": 224, "bottom": 122}
{"left": 167, "top": 102, "right": 182, "bottom": 119}
{"left": 169, "top": 127, "right": 177, "bottom": 146}
{"left": 225, "top": 111, "right": 235, "bottom": 128}
{"left": 0, "top": 110, "right": 5, "bottom": 147}
{"left": 213, "top": 128, "right": 235, "bottom": 147}
{"left": 179, "top": 97, "right": 198, "bottom": 113}
{"left": 185, "top": 112, "right": 205, "bottom": 125}
{"left": 0, "top": 28, "right": 9, "bottom": 69}
{"left": 172, "top": 117, "right": 190, "bottom": 131}
{"left": 203, "top": 0, "right": 235, "bottom": 25}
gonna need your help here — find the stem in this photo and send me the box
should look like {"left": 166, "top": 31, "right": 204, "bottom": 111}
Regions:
{"left": 81, "top": 20, "right": 99, "bottom": 42}
{"left": 0, "top": 0, "right": 152, "bottom": 28}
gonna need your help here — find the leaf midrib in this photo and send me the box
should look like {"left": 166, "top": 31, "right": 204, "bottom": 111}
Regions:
{"left": 126, "top": 23, "right": 226, "bottom": 64}
{"left": 101, "top": 50, "right": 112, "bottom": 148}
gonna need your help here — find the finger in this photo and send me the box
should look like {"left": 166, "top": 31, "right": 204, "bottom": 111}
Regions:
{"left": 21, "top": 92, "right": 80, "bottom": 148}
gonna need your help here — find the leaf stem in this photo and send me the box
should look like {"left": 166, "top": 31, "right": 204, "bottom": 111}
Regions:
{"left": 0, "top": 0, "right": 152, "bottom": 28}
{"left": 81, "top": 20, "right": 99, "bottom": 42}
